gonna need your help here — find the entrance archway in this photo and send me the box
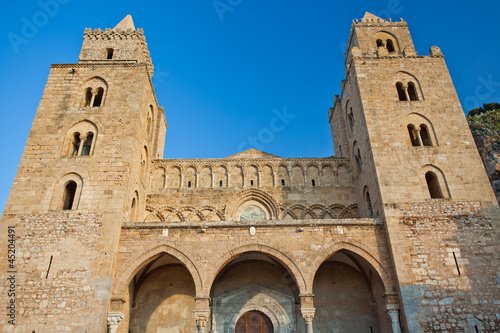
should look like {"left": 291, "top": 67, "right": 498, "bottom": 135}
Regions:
{"left": 235, "top": 311, "right": 273, "bottom": 333}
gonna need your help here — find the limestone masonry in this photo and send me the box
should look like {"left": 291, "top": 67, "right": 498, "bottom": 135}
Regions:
{"left": 1, "top": 12, "right": 499, "bottom": 333}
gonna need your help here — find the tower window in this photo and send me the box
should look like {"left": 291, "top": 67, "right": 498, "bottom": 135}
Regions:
{"left": 420, "top": 125, "right": 432, "bottom": 146}
{"left": 356, "top": 148, "right": 362, "bottom": 169}
{"left": 425, "top": 172, "right": 443, "bottom": 198}
{"left": 84, "top": 88, "right": 92, "bottom": 107}
{"left": 250, "top": 180, "right": 254, "bottom": 187}
{"left": 366, "top": 190, "right": 374, "bottom": 217}
{"left": 219, "top": 180, "right": 223, "bottom": 187}
{"left": 81, "top": 133, "right": 93, "bottom": 156}
{"left": 188, "top": 181, "right": 192, "bottom": 188}
{"left": 386, "top": 39, "right": 395, "bottom": 52}
{"left": 408, "top": 82, "right": 418, "bottom": 101}
{"left": 93, "top": 87, "right": 104, "bottom": 107}
{"left": 312, "top": 179, "right": 316, "bottom": 187}
{"left": 72, "top": 133, "right": 81, "bottom": 155}
{"left": 396, "top": 82, "right": 407, "bottom": 101}
{"left": 348, "top": 109, "right": 354, "bottom": 131}
{"left": 62, "top": 181, "right": 77, "bottom": 210}
{"left": 407, "top": 125, "right": 419, "bottom": 146}
{"left": 376, "top": 39, "right": 384, "bottom": 48}
{"left": 281, "top": 179, "right": 285, "bottom": 186}
{"left": 106, "top": 48, "right": 114, "bottom": 59}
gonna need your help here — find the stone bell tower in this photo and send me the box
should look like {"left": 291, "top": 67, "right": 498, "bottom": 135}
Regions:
{"left": 330, "top": 12, "right": 500, "bottom": 332}
{"left": 0, "top": 15, "right": 166, "bottom": 332}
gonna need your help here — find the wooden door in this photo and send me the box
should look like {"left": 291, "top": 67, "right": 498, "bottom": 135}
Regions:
{"left": 235, "top": 311, "right": 273, "bottom": 333}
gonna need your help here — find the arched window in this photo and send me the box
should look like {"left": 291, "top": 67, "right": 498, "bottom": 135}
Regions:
{"left": 93, "top": 87, "right": 104, "bottom": 107}
{"left": 376, "top": 39, "right": 384, "bottom": 47}
{"left": 348, "top": 108, "right": 354, "bottom": 131}
{"left": 396, "top": 82, "right": 407, "bottom": 101}
{"left": 81, "top": 133, "right": 94, "bottom": 156}
{"left": 84, "top": 88, "right": 92, "bottom": 107}
{"left": 130, "top": 191, "right": 139, "bottom": 221}
{"left": 386, "top": 39, "right": 395, "bottom": 52}
{"left": 425, "top": 172, "right": 443, "bottom": 198}
{"left": 62, "top": 181, "right": 77, "bottom": 210}
{"left": 420, "top": 125, "right": 432, "bottom": 146}
{"left": 72, "top": 133, "right": 81, "bottom": 155}
{"left": 408, "top": 82, "right": 418, "bottom": 101}
{"left": 407, "top": 125, "right": 419, "bottom": 146}
{"left": 355, "top": 148, "right": 362, "bottom": 169}
{"left": 365, "top": 190, "right": 373, "bottom": 217}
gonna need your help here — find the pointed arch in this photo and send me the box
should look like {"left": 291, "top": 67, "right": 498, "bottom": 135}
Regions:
{"left": 203, "top": 241, "right": 307, "bottom": 296}
{"left": 112, "top": 243, "right": 203, "bottom": 298}
{"left": 307, "top": 240, "right": 394, "bottom": 294}
{"left": 226, "top": 189, "right": 280, "bottom": 220}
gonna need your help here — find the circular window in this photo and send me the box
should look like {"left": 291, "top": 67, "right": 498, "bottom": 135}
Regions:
{"left": 240, "top": 206, "right": 266, "bottom": 222}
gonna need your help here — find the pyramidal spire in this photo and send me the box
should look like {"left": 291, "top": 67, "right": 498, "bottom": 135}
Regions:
{"left": 362, "top": 12, "right": 385, "bottom": 22}
{"left": 113, "top": 14, "right": 135, "bottom": 31}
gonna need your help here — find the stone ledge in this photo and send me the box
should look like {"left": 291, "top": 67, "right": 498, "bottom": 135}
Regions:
{"left": 122, "top": 218, "right": 382, "bottom": 229}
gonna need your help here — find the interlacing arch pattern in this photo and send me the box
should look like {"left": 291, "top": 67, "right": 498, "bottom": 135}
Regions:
{"left": 145, "top": 205, "right": 225, "bottom": 222}
{"left": 144, "top": 202, "right": 358, "bottom": 222}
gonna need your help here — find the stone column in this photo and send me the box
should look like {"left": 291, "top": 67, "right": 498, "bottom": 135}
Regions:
{"left": 196, "top": 173, "right": 199, "bottom": 187}
{"left": 385, "top": 304, "right": 402, "bottom": 333}
{"left": 258, "top": 171, "right": 262, "bottom": 187}
{"left": 107, "top": 312, "right": 124, "bottom": 333}
{"left": 194, "top": 297, "right": 211, "bottom": 333}
{"left": 403, "top": 84, "right": 410, "bottom": 101}
{"left": 300, "top": 294, "right": 315, "bottom": 333}
{"left": 288, "top": 171, "right": 292, "bottom": 186}
{"left": 227, "top": 172, "right": 231, "bottom": 187}
{"left": 318, "top": 171, "right": 323, "bottom": 186}
{"left": 415, "top": 129, "right": 423, "bottom": 146}
{"left": 273, "top": 171, "right": 277, "bottom": 187}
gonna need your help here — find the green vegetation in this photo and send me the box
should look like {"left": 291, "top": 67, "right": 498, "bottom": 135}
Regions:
{"left": 467, "top": 102, "right": 500, "bottom": 145}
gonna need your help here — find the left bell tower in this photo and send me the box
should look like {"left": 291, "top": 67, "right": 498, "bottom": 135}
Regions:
{"left": 0, "top": 15, "right": 166, "bottom": 332}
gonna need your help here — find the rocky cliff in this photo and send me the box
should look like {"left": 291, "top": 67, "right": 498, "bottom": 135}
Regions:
{"left": 467, "top": 105, "right": 500, "bottom": 204}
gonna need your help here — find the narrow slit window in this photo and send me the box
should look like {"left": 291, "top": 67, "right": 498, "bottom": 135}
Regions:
{"left": 408, "top": 82, "right": 418, "bottom": 101}
{"left": 45, "top": 255, "right": 53, "bottom": 279}
{"left": 93, "top": 88, "right": 104, "bottom": 107}
{"left": 281, "top": 179, "right": 285, "bottom": 186}
{"left": 425, "top": 172, "right": 443, "bottom": 199}
{"left": 386, "top": 39, "right": 395, "bottom": 52}
{"left": 250, "top": 180, "right": 254, "bottom": 187}
{"left": 453, "top": 251, "right": 461, "bottom": 275}
{"left": 312, "top": 179, "right": 316, "bottom": 187}
{"left": 420, "top": 125, "right": 432, "bottom": 146}
{"left": 366, "top": 191, "right": 374, "bottom": 217}
{"left": 106, "top": 48, "right": 114, "bottom": 59}
{"left": 407, "top": 125, "right": 419, "bottom": 146}
{"left": 219, "top": 180, "right": 223, "bottom": 187}
{"left": 356, "top": 148, "right": 362, "bottom": 169}
{"left": 396, "top": 82, "right": 407, "bottom": 101}
{"left": 81, "top": 133, "right": 93, "bottom": 156}
{"left": 188, "top": 181, "right": 192, "bottom": 188}
{"left": 62, "top": 181, "right": 77, "bottom": 210}
{"left": 72, "top": 133, "right": 81, "bottom": 155}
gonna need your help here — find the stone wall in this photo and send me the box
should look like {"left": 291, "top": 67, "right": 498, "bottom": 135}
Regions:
{"left": 398, "top": 201, "right": 499, "bottom": 332}
{"left": 0, "top": 212, "right": 109, "bottom": 332}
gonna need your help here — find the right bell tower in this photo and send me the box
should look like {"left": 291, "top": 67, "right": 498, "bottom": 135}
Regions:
{"left": 330, "top": 12, "right": 500, "bottom": 332}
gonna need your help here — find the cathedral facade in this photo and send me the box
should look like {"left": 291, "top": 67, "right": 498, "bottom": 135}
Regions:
{"left": 1, "top": 13, "right": 499, "bottom": 333}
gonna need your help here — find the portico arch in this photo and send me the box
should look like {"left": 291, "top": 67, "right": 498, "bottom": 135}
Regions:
{"left": 113, "top": 243, "right": 203, "bottom": 299}
{"left": 307, "top": 240, "right": 394, "bottom": 294}
{"left": 203, "top": 241, "right": 307, "bottom": 296}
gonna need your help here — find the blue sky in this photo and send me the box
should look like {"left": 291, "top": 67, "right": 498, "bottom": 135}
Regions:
{"left": 1, "top": 0, "right": 499, "bottom": 213}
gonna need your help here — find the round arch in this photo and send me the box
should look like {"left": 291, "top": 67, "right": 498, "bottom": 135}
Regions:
{"left": 113, "top": 243, "right": 203, "bottom": 298}
{"left": 203, "top": 241, "right": 307, "bottom": 296}
{"left": 226, "top": 189, "right": 280, "bottom": 220}
{"left": 306, "top": 240, "right": 394, "bottom": 294}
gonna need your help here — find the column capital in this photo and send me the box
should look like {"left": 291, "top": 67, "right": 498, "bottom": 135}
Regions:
{"left": 107, "top": 312, "right": 124, "bottom": 333}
